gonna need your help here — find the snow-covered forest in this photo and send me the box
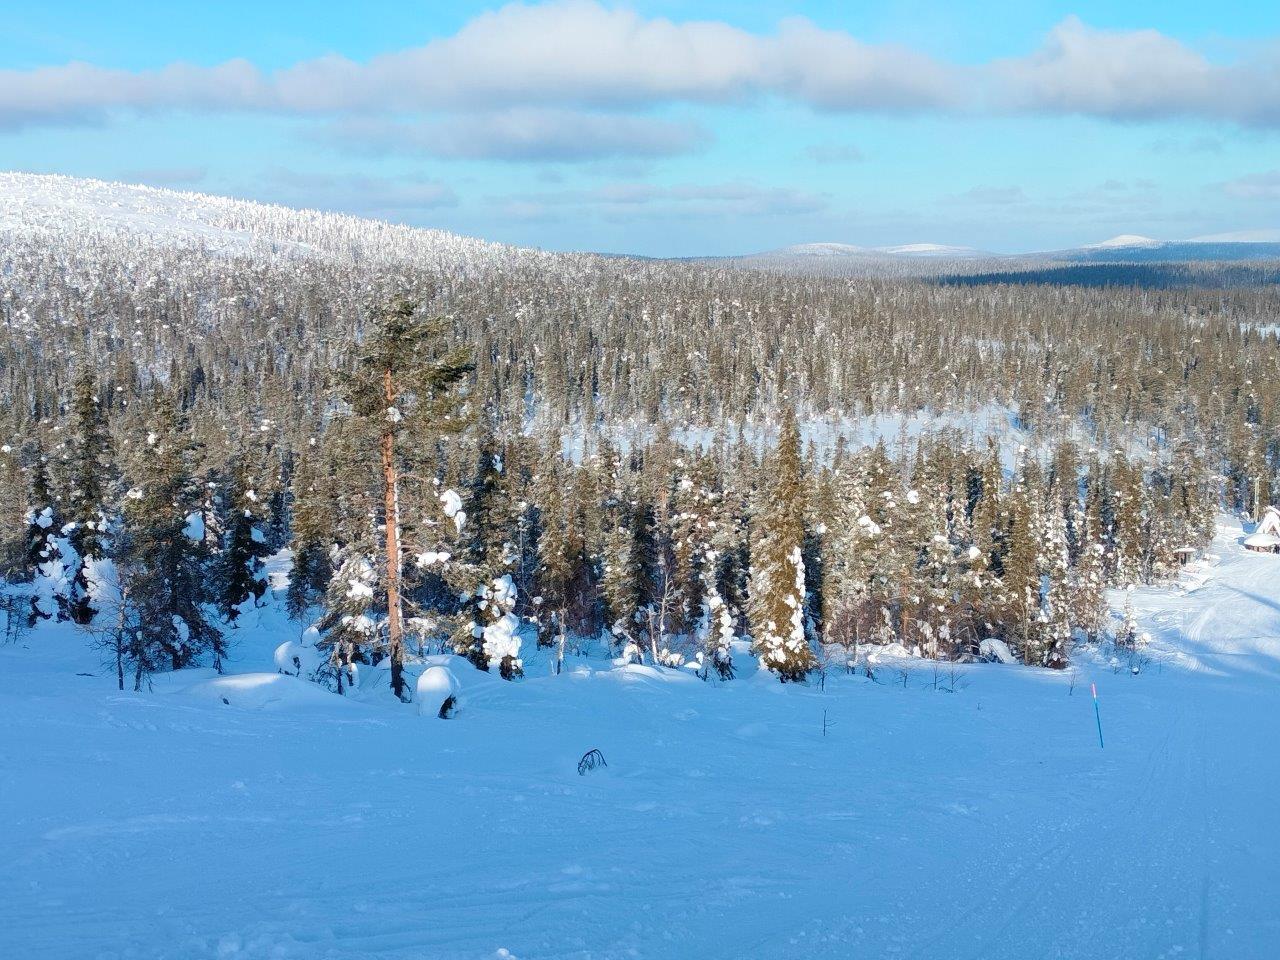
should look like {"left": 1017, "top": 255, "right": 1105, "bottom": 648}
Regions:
{"left": 0, "top": 174, "right": 1240, "bottom": 684}
{"left": 4, "top": 175, "right": 1280, "bottom": 959}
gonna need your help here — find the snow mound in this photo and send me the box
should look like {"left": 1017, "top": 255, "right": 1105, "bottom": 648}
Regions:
{"left": 273, "top": 635, "right": 323, "bottom": 677}
{"left": 877, "top": 243, "right": 985, "bottom": 257}
{"left": 978, "top": 637, "right": 1017, "bottom": 664}
{"left": 1085, "top": 234, "right": 1161, "bottom": 249}
{"left": 180, "top": 673, "right": 346, "bottom": 711}
{"left": 417, "top": 665, "right": 461, "bottom": 718}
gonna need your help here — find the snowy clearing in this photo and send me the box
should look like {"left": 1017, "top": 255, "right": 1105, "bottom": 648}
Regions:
{"left": 3, "top": 517, "right": 1279, "bottom": 959}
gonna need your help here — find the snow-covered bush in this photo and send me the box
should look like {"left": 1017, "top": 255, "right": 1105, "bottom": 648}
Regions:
{"left": 417, "top": 665, "right": 461, "bottom": 719}
{"left": 480, "top": 575, "right": 523, "bottom": 679}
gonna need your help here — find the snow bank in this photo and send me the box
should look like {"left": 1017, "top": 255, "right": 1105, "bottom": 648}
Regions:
{"left": 979, "top": 637, "right": 1017, "bottom": 664}
{"left": 273, "top": 634, "right": 323, "bottom": 678}
{"left": 180, "top": 673, "right": 347, "bottom": 711}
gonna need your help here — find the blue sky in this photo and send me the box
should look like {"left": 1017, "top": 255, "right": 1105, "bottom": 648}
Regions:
{"left": 3, "top": 1, "right": 1279, "bottom": 255}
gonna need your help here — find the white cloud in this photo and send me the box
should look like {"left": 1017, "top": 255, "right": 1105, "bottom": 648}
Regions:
{"left": 322, "top": 110, "right": 708, "bottom": 161}
{"left": 993, "top": 17, "right": 1280, "bottom": 126}
{"left": 2, "top": 4, "right": 1279, "bottom": 140}
{"left": 0, "top": 2, "right": 955, "bottom": 126}
{"left": 497, "top": 180, "right": 830, "bottom": 220}
{"left": 1217, "top": 170, "right": 1280, "bottom": 201}
{"left": 258, "top": 171, "right": 458, "bottom": 216}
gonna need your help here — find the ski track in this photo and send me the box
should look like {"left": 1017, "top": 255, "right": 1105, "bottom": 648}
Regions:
{"left": 3, "top": 518, "right": 1280, "bottom": 958}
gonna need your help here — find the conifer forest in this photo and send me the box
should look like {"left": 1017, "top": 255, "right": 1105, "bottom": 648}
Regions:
{"left": 1, "top": 177, "right": 1253, "bottom": 691}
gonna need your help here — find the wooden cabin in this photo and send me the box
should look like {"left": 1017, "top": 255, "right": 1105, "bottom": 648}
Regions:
{"left": 1244, "top": 532, "right": 1280, "bottom": 554}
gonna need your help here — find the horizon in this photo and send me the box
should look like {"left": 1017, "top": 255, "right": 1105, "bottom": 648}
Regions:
{"left": 3, "top": 2, "right": 1280, "bottom": 255}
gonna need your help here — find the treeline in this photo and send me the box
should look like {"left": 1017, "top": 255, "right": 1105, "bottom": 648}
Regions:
{"left": 939, "top": 262, "right": 1280, "bottom": 290}
{"left": 4, "top": 216, "right": 1280, "bottom": 510}
{"left": 0, "top": 301, "right": 1218, "bottom": 692}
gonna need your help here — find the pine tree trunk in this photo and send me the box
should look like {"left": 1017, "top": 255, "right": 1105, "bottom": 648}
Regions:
{"left": 381, "top": 369, "right": 408, "bottom": 701}
{"left": 114, "top": 593, "right": 127, "bottom": 691}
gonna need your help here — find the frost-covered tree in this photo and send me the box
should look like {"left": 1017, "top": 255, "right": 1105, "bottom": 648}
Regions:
{"left": 115, "top": 393, "right": 223, "bottom": 681}
{"left": 26, "top": 456, "right": 68, "bottom": 625}
{"left": 61, "top": 370, "right": 113, "bottom": 624}
{"left": 598, "top": 458, "right": 644, "bottom": 650}
{"left": 286, "top": 442, "right": 335, "bottom": 621}
{"left": 217, "top": 455, "right": 270, "bottom": 623}
{"left": 317, "top": 543, "right": 380, "bottom": 694}
{"left": 748, "top": 412, "right": 816, "bottom": 682}
{"left": 474, "top": 573, "right": 522, "bottom": 679}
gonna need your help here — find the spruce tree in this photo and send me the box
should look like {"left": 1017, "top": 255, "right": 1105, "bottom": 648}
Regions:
{"left": 117, "top": 392, "right": 223, "bottom": 680}
{"left": 62, "top": 370, "right": 113, "bottom": 624}
{"left": 599, "top": 464, "right": 644, "bottom": 649}
{"left": 218, "top": 454, "right": 271, "bottom": 623}
{"left": 26, "top": 455, "right": 67, "bottom": 625}
{"left": 748, "top": 412, "right": 816, "bottom": 682}
{"left": 286, "top": 442, "right": 335, "bottom": 621}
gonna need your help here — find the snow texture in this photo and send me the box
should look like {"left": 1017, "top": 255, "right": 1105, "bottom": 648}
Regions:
{"left": 4, "top": 517, "right": 1280, "bottom": 958}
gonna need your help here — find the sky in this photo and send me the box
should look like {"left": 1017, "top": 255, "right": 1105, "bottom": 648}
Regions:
{"left": 2, "top": 0, "right": 1279, "bottom": 256}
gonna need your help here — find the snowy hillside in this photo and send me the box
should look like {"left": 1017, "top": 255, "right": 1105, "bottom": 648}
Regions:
{"left": 3, "top": 515, "right": 1280, "bottom": 959}
{"left": 0, "top": 172, "right": 563, "bottom": 273}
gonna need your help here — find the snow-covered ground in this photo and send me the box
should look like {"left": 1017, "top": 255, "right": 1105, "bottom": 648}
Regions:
{"left": 3, "top": 517, "right": 1280, "bottom": 959}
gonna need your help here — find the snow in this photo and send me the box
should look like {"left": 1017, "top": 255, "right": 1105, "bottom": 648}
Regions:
{"left": 416, "top": 664, "right": 461, "bottom": 717}
{"left": 0, "top": 172, "right": 573, "bottom": 276}
{"left": 876, "top": 242, "right": 985, "bottom": 257}
{"left": 4, "top": 517, "right": 1280, "bottom": 957}
{"left": 1084, "top": 234, "right": 1162, "bottom": 249}
{"left": 182, "top": 672, "right": 354, "bottom": 711}
{"left": 978, "top": 636, "right": 1018, "bottom": 663}
{"left": 440, "top": 488, "right": 466, "bottom": 534}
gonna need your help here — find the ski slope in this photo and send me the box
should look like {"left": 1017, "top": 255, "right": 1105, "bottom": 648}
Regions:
{"left": 2, "top": 517, "right": 1279, "bottom": 959}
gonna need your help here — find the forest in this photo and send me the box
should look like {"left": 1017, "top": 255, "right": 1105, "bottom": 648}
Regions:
{"left": 0, "top": 183, "right": 1251, "bottom": 692}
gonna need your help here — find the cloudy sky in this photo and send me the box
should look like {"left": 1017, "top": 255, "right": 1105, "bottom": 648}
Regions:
{"left": 4, "top": 0, "right": 1279, "bottom": 255}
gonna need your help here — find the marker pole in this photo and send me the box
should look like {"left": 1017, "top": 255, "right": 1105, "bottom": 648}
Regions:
{"left": 1091, "top": 682, "right": 1104, "bottom": 749}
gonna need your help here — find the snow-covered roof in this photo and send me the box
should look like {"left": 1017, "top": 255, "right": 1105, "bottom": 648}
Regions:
{"left": 1256, "top": 506, "right": 1280, "bottom": 537}
{"left": 1243, "top": 533, "right": 1280, "bottom": 548}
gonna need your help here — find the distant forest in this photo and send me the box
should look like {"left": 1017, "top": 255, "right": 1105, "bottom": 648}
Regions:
{"left": 940, "top": 261, "right": 1280, "bottom": 289}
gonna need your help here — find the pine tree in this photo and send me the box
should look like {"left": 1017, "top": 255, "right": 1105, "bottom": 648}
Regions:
{"left": 475, "top": 573, "right": 523, "bottom": 679}
{"left": 748, "top": 412, "right": 816, "bottom": 682}
{"left": 1070, "top": 502, "right": 1109, "bottom": 644}
{"left": 1040, "top": 495, "right": 1073, "bottom": 669}
{"left": 331, "top": 298, "right": 472, "bottom": 701}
